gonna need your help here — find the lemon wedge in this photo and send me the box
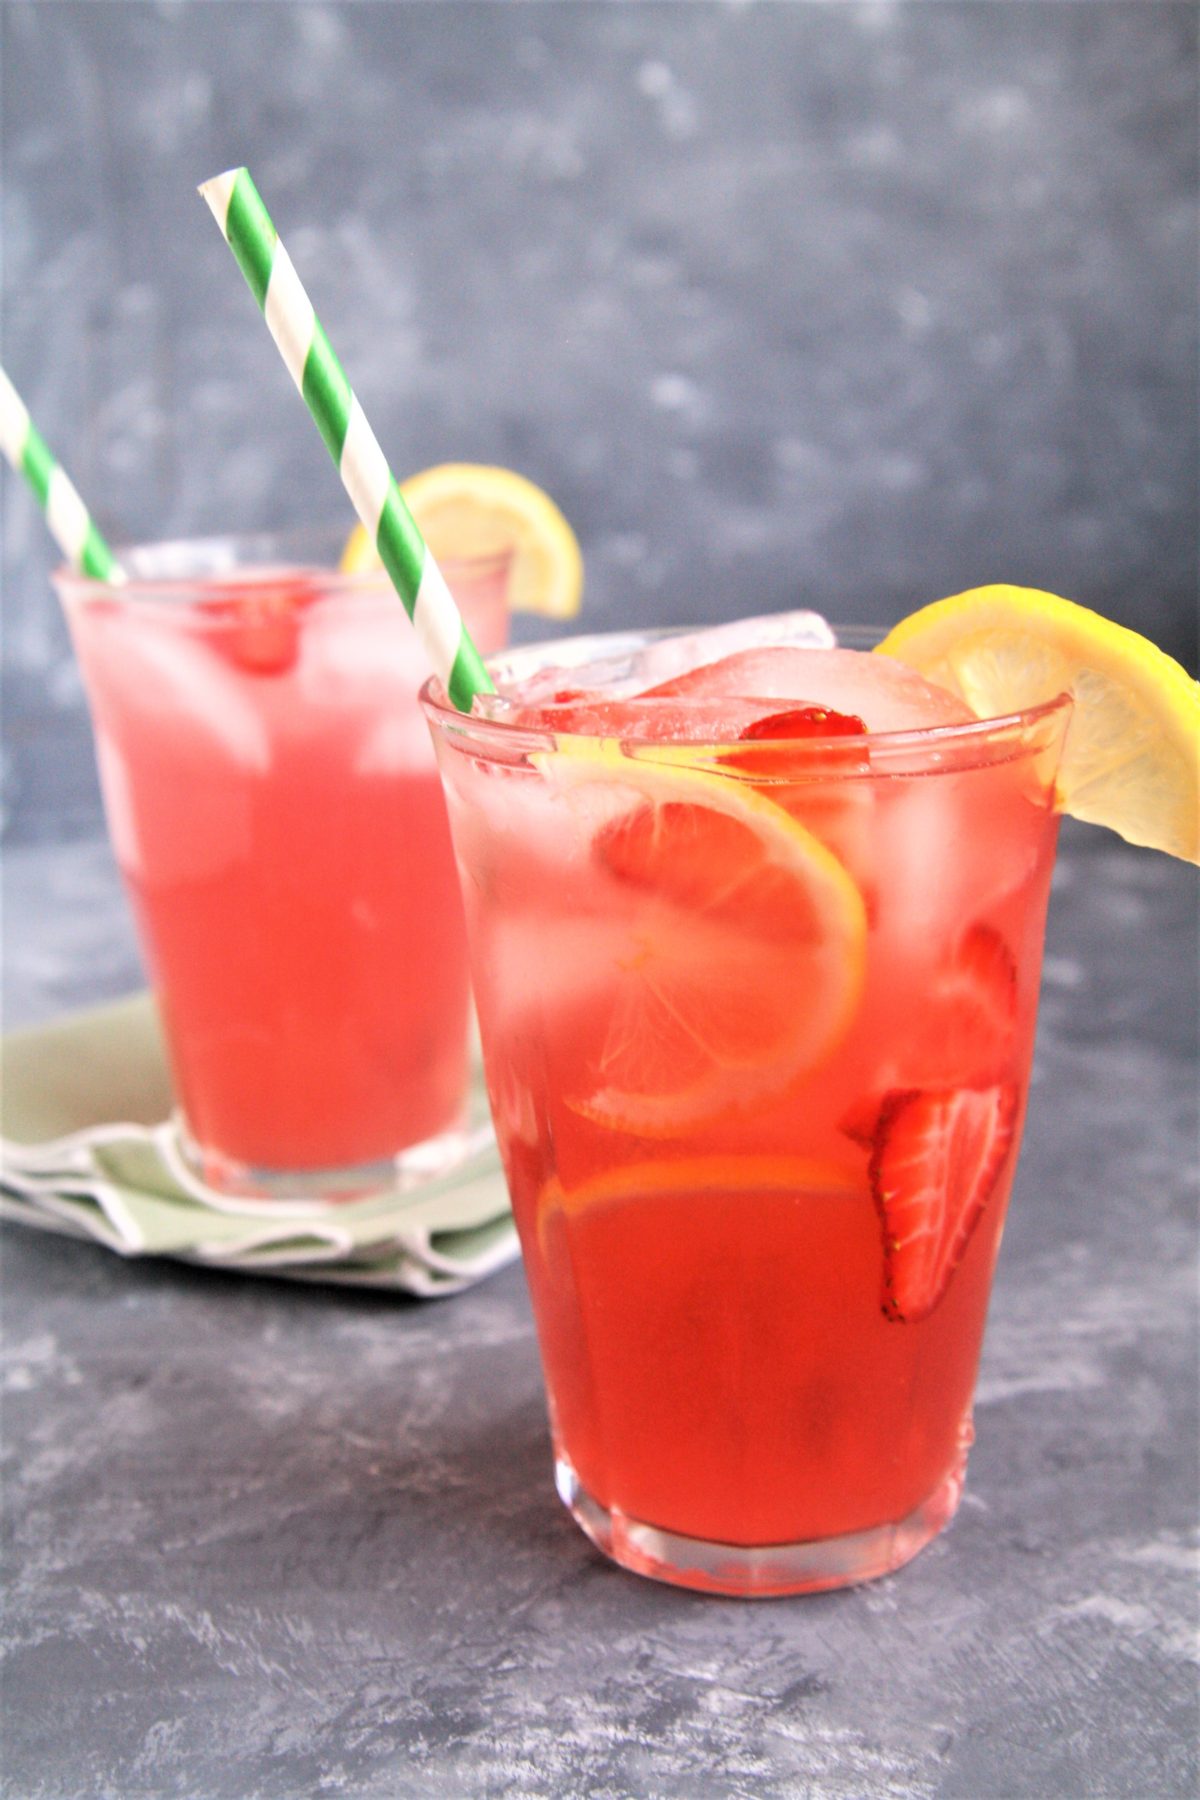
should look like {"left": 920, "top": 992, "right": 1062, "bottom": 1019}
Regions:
{"left": 539, "top": 741, "right": 868, "bottom": 1134}
{"left": 340, "top": 462, "right": 583, "bottom": 618}
{"left": 879, "top": 586, "right": 1200, "bottom": 863}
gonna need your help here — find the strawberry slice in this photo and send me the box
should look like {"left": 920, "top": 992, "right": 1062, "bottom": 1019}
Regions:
{"left": 739, "top": 705, "right": 867, "bottom": 741}
{"left": 731, "top": 705, "right": 870, "bottom": 777}
{"left": 870, "top": 1082, "right": 1018, "bottom": 1322}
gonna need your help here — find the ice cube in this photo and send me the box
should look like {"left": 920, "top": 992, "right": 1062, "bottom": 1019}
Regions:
{"left": 498, "top": 694, "right": 793, "bottom": 741}
{"left": 94, "top": 717, "right": 255, "bottom": 886}
{"left": 355, "top": 708, "right": 437, "bottom": 775}
{"left": 629, "top": 609, "right": 836, "bottom": 690}
{"left": 485, "top": 632, "right": 654, "bottom": 711}
{"left": 298, "top": 603, "right": 425, "bottom": 709}
{"left": 79, "top": 611, "right": 271, "bottom": 771}
{"left": 872, "top": 756, "right": 1048, "bottom": 954}
{"left": 93, "top": 732, "right": 143, "bottom": 876}
{"left": 646, "top": 647, "right": 973, "bottom": 733}
{"left": 488, "top": 612, "right": 836, "bottom": 713}
{"left": 298, "top": 604, "right": 437, "bottom": 771}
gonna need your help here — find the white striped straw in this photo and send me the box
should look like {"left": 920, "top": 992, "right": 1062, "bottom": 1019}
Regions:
{"left": 199, "top": 167, "right": 493, "bottom": 711}
{"left": 0, "top": 365, "right": 123, "bottom": 582}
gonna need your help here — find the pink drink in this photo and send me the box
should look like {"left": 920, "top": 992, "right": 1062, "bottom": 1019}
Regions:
{"left": 58, "top": 537, "right": 510, "bottom": 1192}
{"left": 424, "top": 622, "right": 1071, "bottom": 1594}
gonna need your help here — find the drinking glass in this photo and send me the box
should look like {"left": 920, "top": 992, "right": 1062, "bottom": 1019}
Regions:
{"left": 57, "top": 531, "right": 510, "bottom": 1198}
{"left": 423, "top": 628, "right": 1071, "bottom": 1595}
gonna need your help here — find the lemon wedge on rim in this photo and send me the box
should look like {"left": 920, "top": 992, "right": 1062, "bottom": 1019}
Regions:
{"left": 879, "top": 585, "right": 1200, "bottom": 863}
{"left": 340, "top": 462, "right": 583, "bottom": 619}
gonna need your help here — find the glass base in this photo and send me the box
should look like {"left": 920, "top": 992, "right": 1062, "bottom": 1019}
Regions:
{"left": 555, "top": 1449, "right": 968, "bottom": 1598}
{"left": 173, "top": 1108, "right": 485, "bottom": 1206}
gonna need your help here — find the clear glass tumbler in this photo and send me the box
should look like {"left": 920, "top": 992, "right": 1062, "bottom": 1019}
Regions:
{"left": 424, "top": 628, "right": 1071, "bottom": 1595}
{"left": 58, "top": 531, "right": 511, "bottom": 1198}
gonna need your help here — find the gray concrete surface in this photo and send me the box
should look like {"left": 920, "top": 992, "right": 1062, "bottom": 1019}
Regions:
{"left": 2, "top": 820, "right": 1196, "bottom": 1798}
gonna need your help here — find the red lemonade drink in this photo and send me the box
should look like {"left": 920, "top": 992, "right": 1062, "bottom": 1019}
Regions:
{"left": 57, "top": 536, "right": 510, "bottom": 1193}
{"left": 423, "top": 621, "right": 1073, "bottom": 1595}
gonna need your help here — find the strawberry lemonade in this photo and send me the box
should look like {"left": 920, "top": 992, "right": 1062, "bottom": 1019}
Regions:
{"left": 57, "top": 536, "right": 510, "bottom": 1192}
{"left": 424, "top": 616, "right": 1074, "bottom": 1594}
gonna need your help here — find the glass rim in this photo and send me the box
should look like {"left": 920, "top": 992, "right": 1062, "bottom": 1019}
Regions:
{"left": 420, "top": 622, "right": 1074, "bottom": 764}
{"left": 52, "top": 527, "right": 514, "bottom": 611}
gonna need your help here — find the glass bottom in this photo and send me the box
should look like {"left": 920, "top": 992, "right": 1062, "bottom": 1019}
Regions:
{"left": 555, "top": 1447, "right": 969, "bottom": 1598}
{"left": 173, "top": 1107, "right": 482, "bottom": 1205}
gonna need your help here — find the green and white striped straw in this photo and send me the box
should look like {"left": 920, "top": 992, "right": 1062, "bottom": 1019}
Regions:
{"left": 199, "top": 166, "right": 493, "bottom": 712}
{"left": 0, "top": 365, "right": 124, "bottom": 582}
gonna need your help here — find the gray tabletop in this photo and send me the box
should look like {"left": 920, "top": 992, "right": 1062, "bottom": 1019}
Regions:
{"left": 1, "top": 817, "right": 1196, "bottom": 1800}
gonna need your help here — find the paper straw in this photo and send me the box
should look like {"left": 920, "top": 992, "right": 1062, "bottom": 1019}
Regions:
{"left": 0, "top": 365, "right": 124, "bottom": 582}
{"left": 199, "top": 166, "right": 494, "bottom": 712}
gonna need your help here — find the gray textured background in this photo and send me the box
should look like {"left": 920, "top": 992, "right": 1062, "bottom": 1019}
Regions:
{"left": 2, "top": 0, "right": 1197, "bottom": 842}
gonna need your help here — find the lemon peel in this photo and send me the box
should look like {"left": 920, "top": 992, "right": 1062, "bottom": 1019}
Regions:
{"left": 341, "top": 462, "right": 583, "bottom": 618}
{"left": 880, "top": 586, "right": 1200, "bottom": 862}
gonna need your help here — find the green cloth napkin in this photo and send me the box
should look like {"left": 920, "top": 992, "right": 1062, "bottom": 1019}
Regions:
{"left": 1, "top": 994, "right": 518, "bottom": 1296}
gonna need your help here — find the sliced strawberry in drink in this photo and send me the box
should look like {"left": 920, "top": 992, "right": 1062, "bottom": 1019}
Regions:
{"left": 740, "top": 706, "right": 867, "bottom": 741}
{"left": 198, "top": 576, "right": 322, "bottom": 675}
{"left": 730, "top": 705, "right": 870, "bottom": 777}
{"left": 870, "top": 1082, "right": 1018, "bottom": 1322}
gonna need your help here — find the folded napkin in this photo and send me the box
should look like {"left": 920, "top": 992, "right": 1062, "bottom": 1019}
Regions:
{"left": 1, "top": 995, "right": 518, "bottom": 1296}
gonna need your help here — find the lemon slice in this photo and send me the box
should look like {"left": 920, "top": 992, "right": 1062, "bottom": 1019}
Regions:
{"left": 340, "top": 462, "right": 583, "bottom": 618}
{"left": 537, "top": 1153, "right": 863, "bottom": 1253}
{"left": 539, "top": 742, "right": 868, "bottom": 1134}
{"left": 879, "top": 586, "right": 1200, "bottom": 863}
{"left": 339, "top": 523, "right": 379, "bottom": 576}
